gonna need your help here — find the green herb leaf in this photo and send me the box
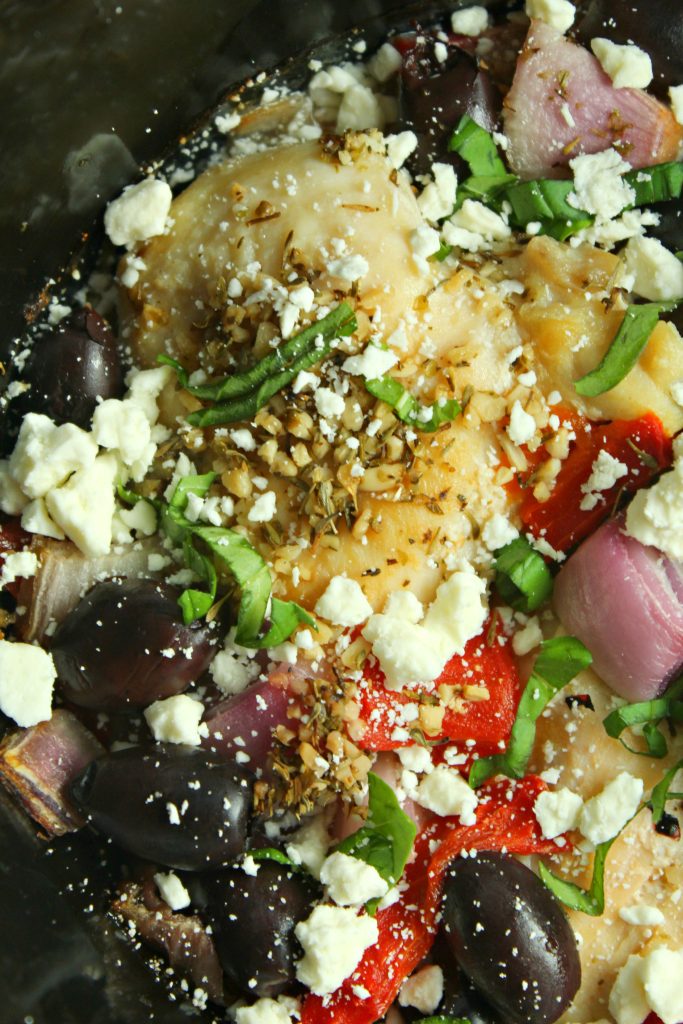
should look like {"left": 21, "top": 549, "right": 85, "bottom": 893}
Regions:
{"left": 449, "top": 115, "right": 508, "bottom": 179}
{"left": 648, "top": 758, "right": 683, "bottom": 825}
{"left": 247, "top": 847, "right": 295, "bottom": 868}
{"left": 169, "top": 471, "right": 217, "bottom": 511}
{"left": 365, "top": 375, "right": 461, "bottom": 433}
{"left": 469, "top": 636, "right": 592, "bottom": 788}
{"left": 494, "top": 536, "right": 553, "bottom": 613}
{"left": 575, "top": 302, "right": 680, "bottom": 397}
{"left": 603, "top": 676, "right": 683, "bottom": 759}
{"left": 418, "top": 1018, "right": 472, "bottom": 1024}
{"left": 504, "top": 178, "right": 589, "bottom": 235}
{"left": 336, "top": 772, "right": 417, "bottom": 896}
{"left": 624, "top": 161, "right": 683, "bottom": 207}
{"left": 539, "top": 835, "right": 615, "bottom": 916}
{"left": 429, "top": 240, "right": 453, "bottom": 262}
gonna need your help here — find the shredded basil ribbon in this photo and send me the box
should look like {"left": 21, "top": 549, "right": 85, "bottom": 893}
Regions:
{"left": 469, "top": 636, "right": 593, "bottom": 789}
{"left": 602, "top": 675, "right": 683, "bottom": 758}
{"left": 365, "top": 375, "right": 461, "bottom": 432}
{"left": 247, "top": 847, "right": 296, "bottom": 868}
{"left": 335, "top": 772, "right": 416, "bottom": 911}
{"left": 448, "top": 114, "right": 509, "bottom": 181}
{"left": 648, "top": 757, "right": 683, "bottom": 825}
{"left": 538, "top": 833, "right": 615, "bottom": 916}
{"left": 494, "top": 536, "right": 553, "bottom": 613}
{"left": 119, "top": 474, "right": 313, "bottom": 645}
{"left": 574, "top": 301, "right": 680, "bottom": 398}
{"left": 160, "top": 301, "right": 357, "bottom": 427}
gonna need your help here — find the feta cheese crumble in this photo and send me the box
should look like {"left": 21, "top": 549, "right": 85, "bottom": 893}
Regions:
{"left": 626, "top": 435, "right": 683, "bottom": 560}
{"left": 450, "top": 5, "right": 489, "bottom": 35}
{"left": 144, "top": 694, "right": 205, "bottom": 746}
{"left": 533, "top": 788, "right": 584, "bottom": 839}
{"left": 578, "top": 771, "right": 643, "bottom": 845}
{"left": 398, "top": 964, "right": 444, "bottom": 1015}
{"left": 320, "top": 851, "right": 389, "bottom": 907}
{"left": 579, "top": 449, "right": 628, "bottom": 511}
{"left": 609, "top": 947, "right": 683, "bottom": 1024}
{"left": 154, "top": 871, "right": 191, "bottom": 911}
{"left": 314, "top": 575, "right": 373, "bottom": 627}
{"left": 0, "top": 640, "right": 56, "bottom": 727}
{"left": 591, "top": 38, "right": 653, "bottom": 90}
{"left": 104, "top": 178, "right": 173, "bottom": 249}
{"left": 295, "top": 905, "right": 379, "bottom": 995}
{"left": 525, "top": 0, "right": 575, "bottom": 33}
{"left": 617, "top": 235, "right": 683, "bottom": 302}
{"left": 413, "top": 764, "right": 478, "bottom": 824}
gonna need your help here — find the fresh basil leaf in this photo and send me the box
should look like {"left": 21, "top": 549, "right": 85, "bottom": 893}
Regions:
{"left": 494, "top": 536, "right": 553, "bottom": 613}
{"left": 429, "top": 240, "right": 453, "bottom": 262}
{"left": 602, "top": 676, "right": 683, "bottom": 759}
{"left": 538, "top": 835, "right": 615, "bottom": 916}
{"left": 178, "top": 587, "right": 215, "bottom": 624}
{"left": 169, "top": 471, "right": 216, "bottom": 511}
{"left": 623, "top": 161, "right": 683, "bottom": 207}
{"left": 448, "top": 115, "right": 508, "bottom": 179}
{"left": 648, "top": 758, "right": 683, "bottom": 825}
{"left": 366, "top": 375, "right": 461, "bottom": 433}
{"left": 455, "top": 171, "right": 518, "bottom": 210}
{"left": 336, "top": 772, "right": 417, "bottom": 891}
{"left": 247, "top": 847, "right": 295, "bottom": 868}
{"left": 469, "top": 636, "right": 592, "bottom": 788}
{"left": 116, "top": 483, "right": 161, "bottom": 516}
{"left": 575, "top": 303, "right": 680, "bottom": 397}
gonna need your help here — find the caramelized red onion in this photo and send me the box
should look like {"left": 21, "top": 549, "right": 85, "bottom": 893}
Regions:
{"left": 202, "top": 673, "right": 291, "bottom": 768}
{"left": 553, "top": 516, "right": 683, "bottom": 701}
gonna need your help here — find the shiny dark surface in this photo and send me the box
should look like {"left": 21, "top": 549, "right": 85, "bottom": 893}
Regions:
{"left": 441, "top": 852, "right": 581, "bottom": 1023}
{"left": 200, "top": 860, "right": 321, "bottom": 998}
{"left": 71, "top": 745, "right": 254, "bottom": 870}
{"left": 52, "top": 578, "right": 219, "bottom": 711}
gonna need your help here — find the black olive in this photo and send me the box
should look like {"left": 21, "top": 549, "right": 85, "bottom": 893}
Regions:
{"left": 574, "top": 0, "right": 683, "bottom": 94}
{"left": 52, "top": 579, "right": 219, "bottom": 712}
{"left": 9, "top": 308, "right": 123, "bottom": 430}
{"left": 70, "top": 745, "right": 254, "bottom": 871}
{"left": 441, "top": 852, "right": 581, "bottom": 1024}
{"left": 198, "top": 861, "right": 321, "bottom": 998}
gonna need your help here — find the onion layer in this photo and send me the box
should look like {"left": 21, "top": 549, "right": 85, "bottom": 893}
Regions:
{"left": 553, "top": 516, "right": 683, "bottom": 701}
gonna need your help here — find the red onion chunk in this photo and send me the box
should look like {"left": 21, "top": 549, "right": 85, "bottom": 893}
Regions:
{"left": 202, "top": 671, "right": 291, "bottom": 768}
{"left": 504, "top": 20, "right": 683, "bottom": 179}
{"left": 0, "top": 709, "right": 104, "bottom": 835}
{"left": 554, "top": 516, "right": 683, "bottom": 701}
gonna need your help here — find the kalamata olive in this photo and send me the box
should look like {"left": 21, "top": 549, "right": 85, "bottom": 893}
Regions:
{"left": 70, "top": 745, "right": 254, "bottom": 870}
{"left": 575, "top": 0, "right": 683, "bottom": 94}
{"left": 441, "top": 852, "right": 581, "bottom": 1024}
{"left": 9, "top": 308, "right": 123, "bottom": 429}
{"left": 52, "top": 579, "right": 219, "bottom": 712}
{"left": 396, "top": 32, "right": 500, "bottom": 174}
{"left": 198, "top": 861, "right": 321, "bottom": 998}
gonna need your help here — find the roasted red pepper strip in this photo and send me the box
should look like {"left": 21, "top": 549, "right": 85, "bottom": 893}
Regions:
{"left": 518, "top": 413, "right": 671, "bottom": 554}
{"left": 355, "top": 617, "right": 519, "bottom": 754}
{"left": 301, "top": 775, "right": 557, "bottom": 1024}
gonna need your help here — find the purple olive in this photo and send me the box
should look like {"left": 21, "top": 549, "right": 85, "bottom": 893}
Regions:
{"left": 574, "top": 0, "right": 683, "bottom": 94}
{"left": 52, "top": 579, "right": 220, "bottom": 712}
{"left": 10, "top": 308, "right": 123, "bottom": 429}
{"left": 70, "top": 745, "right": 254, "bottom": 870}
{"left": 441, "top": 852, "right": 580, "bottom": 1024}
{"left": 198, "top": 861, "right": 320, "bottom": 997}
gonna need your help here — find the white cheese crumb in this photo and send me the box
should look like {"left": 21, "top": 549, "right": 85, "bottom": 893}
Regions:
{"left": 314, "top": 575, "right": 373, "bottom": 627}
{"left": 0, "top": 550, "right": 38, "bottom": 588}
{"left": 619, "top": 904, "right": 665, "bottom": 927}
{"left": 579, "top": 449, "right": 629, "bottom": 511}
{"left": 451, "top": 5, "right": 489, "bottom": 35}
{"left": 144, "top": 694, "right": 205, "bottom": 746}
{"left": 230, "top": 428, "right": 257, "bottom": 452}
{"left": 314, "top": 387, "right": 346, "bottom": 419}
{"left": 414, "top": 765, "right": 479, "bottom": 824}
{"left": 154, "top": 871, "right": 191, "bottom": 911}
{"left": 670, "top": 85, "right": 683, "bottom": 126}
{"left": 533, "top": 788, "right": 584, "bottom": 839}
{"left": 92, "top": 398, "right": 154, "bottom": 475}
{"left": 9, "top": 413, "right": 98, "bottom": 499}
{"left": 591, "top": 37, "right": 653, "bottom": 90}
{"left": 235, "top": 996, "right": 300, "bottom": 1024}
{"left": 215, "top": 110, "right": 241, "bottom": 134}
{"left": 320, "top": 851, "right": 389, "bottom": 907}
{"left": 507, "top": 400, "right": 536, "bottom": 445}
{"left": 21, "top": 498, "right": 65, "bottom": 540}
{"left": 104, "top": 178, "right": 173, "bottom": 249}
{"left": 295, "top": 905, "right": 378, "bottom": 995}
{"left": 45, "top": 452, "right": 118, "bottom": 558}
{"left": 444, "top": 199, "right": 511, "bottom": 252}
{"left": 568, "top": 148, "right": 635, "bottom": 220}
{"left": 326, "top": 254, "right": 369, "bottom": 282}
{"left": 0, "top": 460, "right": 28, "bottom": 515}
{"left": 512, "top": 617, "right": 544, "bottom": 656}
{"left": 385, "top": 130, "right": 418, "bottom": 170}
{"left": 398, "top": 965, "right": 444, "bottom": 1015}
{"left": 525, "top": 0, "right": 575, "bottom": 33}
{"left": 248, "top": 491, "right": 277, "bottom": 523}
{"left": 410, "top": 224, "right": 442, "bottom": 271}
{"left": 417, "top": 163, "right": 457, "bottom": 224}
{"left": 366, "top": 42, "right": 403, "bottom": 83}
{"left": 578, "top": 771, "right": 643, "bottom": 845}
{"left": 0, "top": 640, "right": 56, "bottom": 727}
{"left": 285, "top": 813, "right": 331, "bottom": 879}
{"left": 625, "top": 435, "right": 683, "bottom": 559}
{"left": 209, "top": 631, "right": 260, "bottom": 695}
{"left": 610, "top": 947, "right": 683, "bottom": 1024}
{"left": 482, "top": 512, "right": 519, "bottom": 552}
{"left": 343, "top": 343, "right": 399, "bottom": 380}
{"left": 617, "top": 234, "right": 683, "bottom": 301}
{"left": 397, "top": 745, "right": 433, "bottom": 774}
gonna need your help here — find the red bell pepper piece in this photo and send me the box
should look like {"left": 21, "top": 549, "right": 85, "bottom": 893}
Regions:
{"left": 518, "top": 413, "right": 671, "bottom": 554}
{"left": 355, "top": 617, "right": 519, "bottom": 754}
{"left": 301, "top": 775, "right": 557, "bottom": 1024}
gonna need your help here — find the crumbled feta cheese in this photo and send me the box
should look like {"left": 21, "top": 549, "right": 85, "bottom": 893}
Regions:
{"left": 248, "top": 491, "right": 277, "bottom": 523}
{"left": 125, "top": 365, "right": 172, "bottom": 424}
{"left": 578, "top": 771, "right": 643, "bottom": 845}
{"left": 104, "top": 178, "right": 173, "bottom": 249}
{"left": 0, "top": 640, "right": 56, "bottom": 727}
{"left": 314, "top": 575, "right": 373, "bottom": 627}
{"left": 154, "top": 871, "right": 191, "bottom": 911}
{"left": 144, "top": 694, "right": 205, "bottom": 746}
{"left": 209, "top": 631, "right": 260, "bottom": 695}
{"left": 92, "top": 398, "right": 154, "bottom": 471}
{"left": 21, "top": 497, "right": 65, "bottom": 540}
{"left": 366, "top": 42, "right": 403, "bottom": 82}
{"left": 525, "top": 0, "right": 575, "bottom": 32}
{"left": 215, "top": 110, "right": 241, "bottom": 134}
{"left": 507, "top": 400, "right": 536, "bottom": 445}
{"left": 235, "top": 996, "right": 300, "bottom": 1024}
{"left": 626, "top": 435, "right": 683, "bottom": 559}
{"left": 336, "top": 83, "right": 385, "bottom": 131}
{"left": 482, "top": 512, "right": 519, "bottom": 552}
{"left": 670, "top": 85, "right": 683, "bottom": 126}
{"left": 314, "top": 387, "right": 345, "bottom": 419}
{"left": 444, "top": 199, "right": 510, "bottom": 251}
{"left": 618, "top": 235, "right": 683, "bottom": 301}
{"left": 610, "top": 948, "right": 683, "bottom": 1024}
{"left": 327, "top": 253, "right": 370, "bottom": 282}
{"left": 320, "top": 851, "right": 389, "bottom": 907}
{"left": 343, "top": 343, "right": 399, "bottom": 380}
{"left": 385, "top": 131, "right": 418, "bottom": 170}
{"left": 9, "top": 413, "right": 98, "bottom": 499}
{"left": 533, "top": 788, "right": 584, "bottom": 839}
{"left": 579, "top": 449, "right": 629, "bottom": 511}
{"left": 414, "top": 765, "right": 478, "bottom": 824}
{"left": 591, "top": 38, "right": 653, "bottom": 90}
{"left": 286, "top": 813, "right": 331, "bottom": 878}
{"left": 451, "top": 5, "right": 489, "bottom": 35}
{"left": 230, "top": 428, "right": 257, "bottom": 452}
{"left": 398, "top": 965, "right": 444, "bottom": 1014}
{"left": 0, "top": 550, "right": 38, "bottom": 588}
{"left": 417, "top": 163, "right": 457, "bottom": 223}
{"left": 568, "top": 149, "right": 635, "bottom": 220}
{"left": 0, "top": 460, "right": 28, "bottom": 515}
{"left": 45, "top": 452, "right": 118, "bottom": 557}
{"left": 619, "top": 904, "right": 665, "bottom": 927}
{"left": 397, "top": 745, "right": 433, "bottom": 774}
{"left": 410, "top": 224, "right": 442, "bottom": 271}
{"left": 295, "top": 905, "right": 379, "bottom": 995}
{"left": 512, "top": 617, "right": 544, "bottom": 656}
